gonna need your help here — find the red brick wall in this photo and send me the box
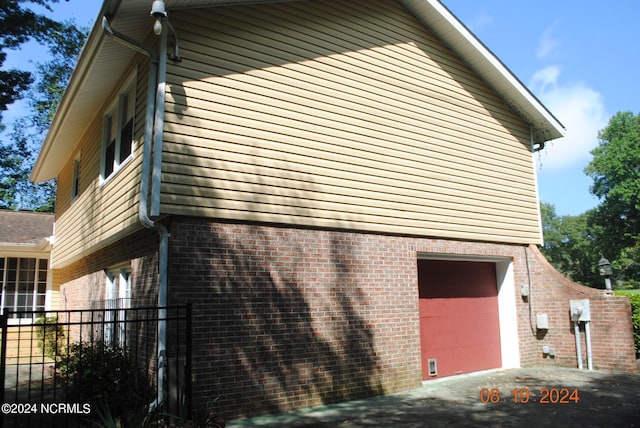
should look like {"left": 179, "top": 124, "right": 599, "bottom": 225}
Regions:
{"left": 168, "top": 219, "right": 422, "bottom": 417}
{"left": 166, "top": 218, "right": 635, "bottom": 419}
{"left": 517, "top": 245, "right": 636, "bottom": 372}
{"left": 56, "top": 217, "right": 636, "bottom": 419}
{"left": 57, "top": 227, "right": 160, "bottom": 309}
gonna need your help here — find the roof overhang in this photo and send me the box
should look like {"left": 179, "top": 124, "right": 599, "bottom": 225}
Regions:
{"left": 0, "top": 239, "right": 53, "bottom": 255}
{"left": 31, "top": 0, "right": 565, "bottom": 183}
{"left": 400, "top": 0, "right": 565, "bottom": 145}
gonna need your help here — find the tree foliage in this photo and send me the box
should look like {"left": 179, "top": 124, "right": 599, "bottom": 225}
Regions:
{"left": 585, "top": 111, "right": 640, "bottom": 287}
{"left": 540, "top": 203, "right": 601, "bottom": 287}
{"left": 0, "top": 1, "right": 87, "bottom": 211}
{"left": 542, "top": 111, "right": 640, "bottom": 289}
{"left": 0, "top": 0, "right": 74, "bottom": 124}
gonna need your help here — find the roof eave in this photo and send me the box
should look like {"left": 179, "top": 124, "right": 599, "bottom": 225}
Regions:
{"left": 400, "top": 0, "right": 566, "bottom": 144}
{"left": 32, "top": 0, "right": 565, "bottom": 183}
{"left": 31, "top": 0, "right": 125, "bottom": 183}
{"left": 0, "top": 239, "right": 53, "bottom": 254}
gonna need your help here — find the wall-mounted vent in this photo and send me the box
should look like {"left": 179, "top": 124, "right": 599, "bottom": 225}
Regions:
{"left": 428, "top": 358, "right": 438, "bottom": 377}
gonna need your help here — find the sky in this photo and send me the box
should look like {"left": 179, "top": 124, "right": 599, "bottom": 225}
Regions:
{"left": 444, "top": 0, "right": 640, "bottom": 216}
{"left": 4, "top": 0, "right": 640, "bottom": 217}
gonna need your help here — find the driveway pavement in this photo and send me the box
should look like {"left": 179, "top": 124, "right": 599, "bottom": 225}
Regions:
{"left": 227, "top": 367, "right": 640, "bottom": 427}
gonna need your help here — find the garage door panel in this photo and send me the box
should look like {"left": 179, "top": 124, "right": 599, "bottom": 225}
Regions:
{"left": 418, "top": 259, "right": 502, "bottom": 380}
{"left": 421, "top": 314, "right": 499, "bottom": 345}
{"left": 420, "top": 296, "right": 498, "bottom": 316}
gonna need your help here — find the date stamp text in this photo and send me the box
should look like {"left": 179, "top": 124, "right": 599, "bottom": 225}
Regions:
{"left": 479, "top": 387, "right": 579, "bottom": 404}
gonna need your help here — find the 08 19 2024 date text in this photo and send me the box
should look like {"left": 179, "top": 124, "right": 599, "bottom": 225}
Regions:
{"left": 479, "top": 387, "right": 579, "bottom": 404}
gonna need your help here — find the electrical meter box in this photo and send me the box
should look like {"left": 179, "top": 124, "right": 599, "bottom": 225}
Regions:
{"left": 569, "top": 299, "right": 591, "bottom": 322}
{"left": 536, "top": 313, "right": 549, "bottom": 330}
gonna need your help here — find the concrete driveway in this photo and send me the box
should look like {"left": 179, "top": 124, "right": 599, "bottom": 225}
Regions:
{"left": 227, "top": 367, "right": 640, "bottom": 427}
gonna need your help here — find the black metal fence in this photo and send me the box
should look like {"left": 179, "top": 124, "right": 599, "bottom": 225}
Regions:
{"left": 0, "top": 304, "right": 192, "bottom": 428}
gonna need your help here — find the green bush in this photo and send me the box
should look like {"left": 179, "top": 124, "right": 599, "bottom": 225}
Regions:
{"left": 34, "top": 315, "right": 66, "bottom": 360}
{"left": 616, "top": 291, "right": 640, "bottom": 357}
{"left": 59, "top": 341, "right": 155, "bottom": 425}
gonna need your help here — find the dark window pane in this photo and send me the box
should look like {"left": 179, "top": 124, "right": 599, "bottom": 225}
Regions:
{"left": 105, "top": 139, "right": 116, "bottom": 177}
{"left": 119, "top": 118, "right": 133, "bottom": 162}
{"left": 72, "top": 159, "right": 80, "bottom": 197}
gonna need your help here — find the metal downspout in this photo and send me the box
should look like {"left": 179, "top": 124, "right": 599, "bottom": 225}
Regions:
{"left": 151, "top": 28, "right": 167, "bottom": 217}
{"left": 150, "top": 25, "right": 169, "bottom": 408}
{"left": 584, "top": 321, "right": 593, "bottom": 370}
{"left": 102, "top": 15, "right": 169, "bottom": 408}
{"left": 140, "top": 53, "right": 170, "bottom": 408}
{"left": 574, "top": 321, "right": 583, "bottom": 369}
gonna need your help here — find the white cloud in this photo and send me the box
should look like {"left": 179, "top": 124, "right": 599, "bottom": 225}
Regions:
{"left": 467, "top": 12, "right": 493, "bottom": 32}
{"left": 531, "top": 66, "right": 561, "bottom": 93}
{"left": 537, "top": 21, "right": 560, "bottom": 60}
{"left": 532, "top": 66, "right": 608, "bottom": 171}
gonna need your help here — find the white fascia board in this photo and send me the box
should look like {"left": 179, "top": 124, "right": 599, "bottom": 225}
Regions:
{"left": 400, "top": 0, "right": 565, "bottom": 144}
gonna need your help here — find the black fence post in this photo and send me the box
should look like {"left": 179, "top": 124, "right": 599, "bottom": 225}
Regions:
{"left": 0, "top": 312, "right": 7, "bottom": 428}
{"left": 185, "top": 303, "right": 192, "bottom": 421}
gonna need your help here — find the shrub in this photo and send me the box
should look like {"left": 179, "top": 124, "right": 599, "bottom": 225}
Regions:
{"left": 615, "top": 291, "right": 640, "bottom": 357}
{"left": 59, "top": 341, "right": 155, "bottom": 424}
{"left": 34, "top": 315, "right": 66, "bottom": 361}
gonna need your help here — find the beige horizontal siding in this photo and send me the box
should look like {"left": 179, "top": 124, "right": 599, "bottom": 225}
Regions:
{"left": 162, "top": 0, "right": 541, "bottom": 244}
{"left": 52, "top": 65, "right": 148, "bottom": 268}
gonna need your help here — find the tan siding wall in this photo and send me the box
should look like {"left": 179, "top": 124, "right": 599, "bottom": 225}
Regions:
{"left": 162, "top": 0, "right": 541, "bottom": 244}
{"left": 53, "top": 65, "right": 149, "bottom": 268}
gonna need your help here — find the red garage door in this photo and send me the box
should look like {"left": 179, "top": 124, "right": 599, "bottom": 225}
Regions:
{"left": 418, "top": 259, "right": 502, "bottom": 380}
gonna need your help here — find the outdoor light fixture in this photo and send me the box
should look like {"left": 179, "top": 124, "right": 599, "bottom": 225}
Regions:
{"left": 150, "top": 0, "right": 168, "bottom": 35}
{"left": 598, "top": 257, "right": 613, "bottom": 292}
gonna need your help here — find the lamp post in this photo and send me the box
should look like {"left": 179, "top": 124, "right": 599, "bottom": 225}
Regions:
{"left": 598, "top": 257, "right": 613, "bottom": 294}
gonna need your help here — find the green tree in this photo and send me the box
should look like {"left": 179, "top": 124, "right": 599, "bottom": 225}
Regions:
{"left": 0, "top": 0, "right": 78, "bottom": 126}
{"left": 539, "top": 202, "right": 601, "bottom": 287}
{"left": 585, "top": 111, "right": 640, "bottom": 288}
{"left": 0, "top": 2, "right": 87, "bottom": 211}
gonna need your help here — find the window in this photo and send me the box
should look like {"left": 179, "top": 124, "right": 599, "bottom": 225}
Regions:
{"left": 102, "top": 78, "right": 136, "bottom": 181}
{"left": 0, "top": 257, "right": 48, "bottom": 319}
{"left": 71, "top": 154, "right": 81, "bottom": 200}
{"left": 104, "top": 266, "right": 132, "bottom": 345}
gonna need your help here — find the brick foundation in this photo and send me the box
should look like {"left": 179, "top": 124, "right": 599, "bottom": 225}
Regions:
{"left": 166, "top": 217, "right": 636, "bottom": 419}
{"left": 57, "top": 227, "right": 160, "bottom": 309}
{"left": 57, "top": 217, "right": 636, "bottom": 419}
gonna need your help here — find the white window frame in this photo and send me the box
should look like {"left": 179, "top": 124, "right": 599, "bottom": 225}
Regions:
{"left": 100, "top": 74, "right": 136, "bottom": 184}
{"left": 0, "top": 257, "right": 48, "bottom": 322}
{"left": 104, "top": 264, "right": 132, "bottom": 346}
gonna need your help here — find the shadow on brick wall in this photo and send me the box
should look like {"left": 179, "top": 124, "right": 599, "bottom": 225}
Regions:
{"left": 169, "top": 221, "right": 384, "bottom": 418}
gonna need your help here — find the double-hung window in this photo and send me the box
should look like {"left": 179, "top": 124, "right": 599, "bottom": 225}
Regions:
{"left": 104, "top": 266, "right": 132, "bottom": 346}
{"left": 0, "top": 257, "right": 48, "bottom": 319}
{"left": 102, "top": 77, "right": 136, "bottom": 182}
